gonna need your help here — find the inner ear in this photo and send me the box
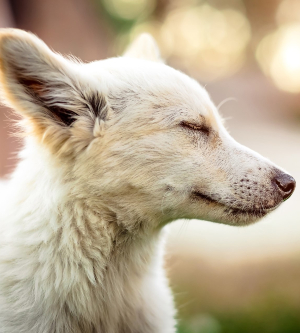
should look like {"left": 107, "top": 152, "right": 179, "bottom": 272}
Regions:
{"left": 18, "top": 76, "right": 78, "bottom": 126}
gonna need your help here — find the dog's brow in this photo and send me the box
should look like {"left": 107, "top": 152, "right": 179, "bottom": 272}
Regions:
{"left": 198, "top": 115, "right": 205, "bottom": 122}
{"left": 183, "top": 114, "right": 206, "bottom": 124}
{"left": 201, "top": 106, "right": 219, "bottom": 129}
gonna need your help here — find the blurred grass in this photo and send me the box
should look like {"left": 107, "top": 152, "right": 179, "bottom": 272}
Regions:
{"left": 168, "top": 253, "right": 300, "bottom": 333}
{"left": 177, "top": 304, "right": 300, "bottom": 333}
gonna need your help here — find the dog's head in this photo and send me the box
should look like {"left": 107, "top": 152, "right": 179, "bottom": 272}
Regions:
{"left": 0, "top": 29, "right": 295, "bottom": 228}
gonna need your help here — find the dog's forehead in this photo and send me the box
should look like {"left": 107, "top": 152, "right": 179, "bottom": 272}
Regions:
{"left": 88, "top": 58, "right": 219, "bottom": 126}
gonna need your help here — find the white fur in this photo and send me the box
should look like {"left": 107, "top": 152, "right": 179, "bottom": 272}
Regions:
{"left": 0, "top": 29, "right": 294, "bottom": 332}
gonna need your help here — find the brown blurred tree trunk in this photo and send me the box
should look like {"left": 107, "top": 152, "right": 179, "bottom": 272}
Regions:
{"left": 0, "top": 0, "right": 16, "bottom": 177}
{"left": 9, "top": 0, "right": 112, "bottom": 61}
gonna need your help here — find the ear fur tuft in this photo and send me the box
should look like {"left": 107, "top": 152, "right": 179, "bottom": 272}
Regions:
{"left": 86, "top": 92, "right": 110, "bottom": 121}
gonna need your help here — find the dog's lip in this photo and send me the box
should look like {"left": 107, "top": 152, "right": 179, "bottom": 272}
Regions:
{"left": 225, "top": 206, "right": 268, "bottom": 218}
{"left": 191, "top": 191, "right": 216, "bottom": 203}
{"left": 191, "top": 190, "right": 279, "bottom": 216}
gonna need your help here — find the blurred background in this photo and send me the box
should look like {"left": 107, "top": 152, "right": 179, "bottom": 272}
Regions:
{"left": 0, "top": 0, "right": 300, "bottom": 332}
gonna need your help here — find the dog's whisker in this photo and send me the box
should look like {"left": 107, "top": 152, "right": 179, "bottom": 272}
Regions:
{"left": 217, "top": 97, "right": 237, "bottom": 111}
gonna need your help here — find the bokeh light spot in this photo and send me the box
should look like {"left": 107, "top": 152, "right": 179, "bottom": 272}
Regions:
{"left": 256, "top": 23, "right": 300, "bottom": 93}
{"left": 126, "top": 3, "right": 251, "bottom": 81}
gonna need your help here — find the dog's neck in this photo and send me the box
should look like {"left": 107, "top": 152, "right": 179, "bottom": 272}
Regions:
{"left": 3, "top": 149, "right": 169, "bottom": 331}
{"left": 6, "top": 153, "right": 162, "bottom": 276}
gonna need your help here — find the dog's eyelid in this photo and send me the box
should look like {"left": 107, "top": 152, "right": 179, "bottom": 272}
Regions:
{"left": 179, "top": 121, "right": 210, "bottom": 134}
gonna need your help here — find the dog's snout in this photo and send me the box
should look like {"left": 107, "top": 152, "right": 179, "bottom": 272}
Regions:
{"left": 273, "top": 173, "right": 296, "bottom": 201}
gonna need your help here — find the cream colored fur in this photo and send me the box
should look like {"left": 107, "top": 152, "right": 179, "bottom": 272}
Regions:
{"left": 0, "top": 30, "right": 294, "bottom": 333}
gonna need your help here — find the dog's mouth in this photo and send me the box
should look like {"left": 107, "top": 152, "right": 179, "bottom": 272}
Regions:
{"left": 191, "top": 190, "right": 276, "bottom": 218}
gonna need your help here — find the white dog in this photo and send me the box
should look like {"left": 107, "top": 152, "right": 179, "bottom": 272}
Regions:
{"left": 0, "top": 29, "right": 295, "bottom": 333}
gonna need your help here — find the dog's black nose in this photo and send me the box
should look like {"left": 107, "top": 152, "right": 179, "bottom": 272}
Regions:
{"left": 273, "top": 173, "right": 296, "bottom": 200}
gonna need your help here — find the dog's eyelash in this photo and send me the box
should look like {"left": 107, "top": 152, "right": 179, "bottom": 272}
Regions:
{"left": 180, "top": 121, "right": 210, "bottom": 135}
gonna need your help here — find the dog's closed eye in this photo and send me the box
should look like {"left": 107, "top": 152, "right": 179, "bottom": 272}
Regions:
{"left": 180, "top": 121, "right": 210, "bottom": 135}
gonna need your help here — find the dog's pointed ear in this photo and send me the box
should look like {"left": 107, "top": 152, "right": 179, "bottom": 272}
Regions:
{"left": 0, "top": 29, "right": 109, "bottom": 144}
{"left": 123, "top": 33, "right": 162, "bottom": 62}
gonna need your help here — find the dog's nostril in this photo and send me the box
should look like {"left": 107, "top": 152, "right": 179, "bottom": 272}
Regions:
{"left": 274, "top": 173, "right": 296, "bottom": 200}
